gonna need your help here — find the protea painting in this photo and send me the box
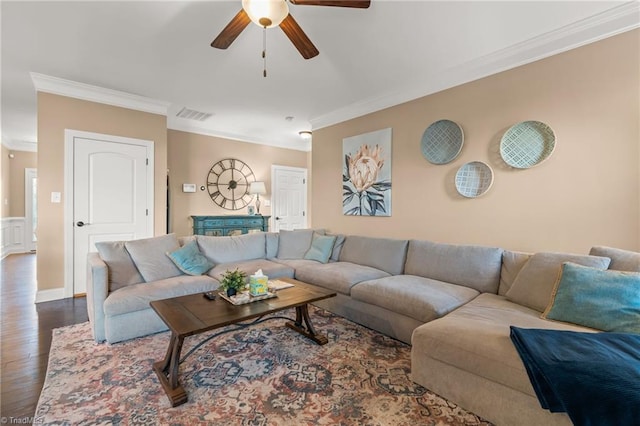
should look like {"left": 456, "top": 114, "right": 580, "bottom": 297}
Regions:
{"left": 343, "top": 128, "right": 392, "bottom": 216}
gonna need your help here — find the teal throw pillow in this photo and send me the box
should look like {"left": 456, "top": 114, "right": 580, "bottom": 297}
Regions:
{"left": 542, "top": 262, "right": 640, "bottom": 333}
{"left": 304, "top": 233, "right": 337, "bottom": 264}
{"left": 166, "top": 240, "right": 214, "bottom": 276}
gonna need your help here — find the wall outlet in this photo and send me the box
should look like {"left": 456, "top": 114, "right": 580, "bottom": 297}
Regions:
{"left": 51, "top": 192, "right": 61, "bottom": 203}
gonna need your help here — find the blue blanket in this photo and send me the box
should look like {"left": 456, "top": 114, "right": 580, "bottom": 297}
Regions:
{"left": 510, "top": 327, "right": 640, "bottom": 426}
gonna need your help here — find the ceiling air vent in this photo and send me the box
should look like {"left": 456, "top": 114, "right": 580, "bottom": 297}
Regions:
{"left": 176, "top": 107, "right": 213, "bottom": 122}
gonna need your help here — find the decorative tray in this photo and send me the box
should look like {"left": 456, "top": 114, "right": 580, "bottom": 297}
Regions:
{"left": 455, "top": 161, "right": 494, "bottom": 198}
{"left": 500, "top": 120, "right": 556, "bottom": 169}
{"left": 421, "top": 119, "right": 464, "bottom": 165}
{"left": 219, "top": 291, "right": 278, "bottom": 305}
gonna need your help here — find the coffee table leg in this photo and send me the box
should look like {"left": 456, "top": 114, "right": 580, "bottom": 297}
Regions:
{"left": 286, "top": 304, "right": 329, "bottom": 345}
{"left": 153, "top": 332, "right": 188, "bottom": 407}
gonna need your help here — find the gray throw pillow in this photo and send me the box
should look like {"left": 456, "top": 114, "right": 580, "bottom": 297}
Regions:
{"left": 95, "top": 241, "right": 144, "bottom": 291}
{"left": 125, "top": 234, "right": 183, "bottom": 282}
{"left": 277, "top": 229, "right": 325, "bottom": 259}
{"left": 589, "top": 246, "right": 640, "bottom": 272}
{"left": 505, "top": 252, "right": 611, "bottom": 312}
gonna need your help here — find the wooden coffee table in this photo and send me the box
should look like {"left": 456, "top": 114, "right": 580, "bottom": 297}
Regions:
{"left": 150, "top": 278, "right": 336, "bottom": 407}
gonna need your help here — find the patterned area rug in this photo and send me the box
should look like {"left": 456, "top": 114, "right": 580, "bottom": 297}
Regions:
{"left": 35, "top": 307, "right": 492, "bottom": 425}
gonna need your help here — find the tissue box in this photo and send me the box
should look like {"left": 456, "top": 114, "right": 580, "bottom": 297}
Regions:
{"left": 249, "top": 275, "right": 269, "bottom": 296}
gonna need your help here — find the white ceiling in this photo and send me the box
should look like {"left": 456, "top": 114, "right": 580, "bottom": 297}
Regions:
{"left": 2, "top": 1, "right": 638, "bottom": 152}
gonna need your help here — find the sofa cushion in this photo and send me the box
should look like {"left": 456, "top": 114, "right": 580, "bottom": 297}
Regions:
{"left": 505, "top": 252, "right": 611, "bottom": 312}
{"left": 104, "top": 275, "right": 218, "bottom": 316}
{"left": 351, "top": 275, "right": 479, "bottom": 323}
{"left": 265, "top": 232, "right": 279, "bottom": 259}
{"left": 197, "top": 233, "right": 266, "bottom": 264}
{"left": 277, "top": 229, "right": 324, "bottom": 259}
{"left": 294, "top": 261, "right": 390, "bottom": 295}
{"left": 167, "top": 240, "right": 214, "bottom": 276}
{"left": 411, "top": 293, "right": 596, "bottom": 398}
{"left": 589, "top": 246, "right": 640, "bottom": 272}
{"left": 272, "top": 258, "right": 323, "bottom": 270}
{"left": 304, "top": 233, "right": 336, "bottom": 264}
{"left": 94, "top": 241, "right": 144, "bottom": 292}
{"left": 498, "top": 250, "right": 531, "bottom": 296}
{"left": 208, "top": 259, "right": 294, "bottom": 282}
{"left": 124, "top": 234, "right": 183, "bottom": 282}
{"left": 405, "top": 240, "right": 503, "bottom": 293}
{"left": 543, "top": 262, "right": 640, "bottom": 333}
{"left": 339, "top": 235, "right": 408, "bottom": 275}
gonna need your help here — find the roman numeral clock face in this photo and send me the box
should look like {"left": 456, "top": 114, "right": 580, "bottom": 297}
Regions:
{"left": 206, "top": 159, "right": 256, "bottom": 210}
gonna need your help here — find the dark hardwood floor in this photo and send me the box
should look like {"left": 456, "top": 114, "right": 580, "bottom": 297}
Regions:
{"left": 1, "top": 253, "right": 88, "bottom": 422}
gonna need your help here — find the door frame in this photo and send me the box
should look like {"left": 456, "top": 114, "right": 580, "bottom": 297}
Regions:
{"left": 270, "top": 165, "right": 308, "bottom": 231}
{"left": 24, "top": 167, "right": 37, "bottom": 252}
{"left": 63, "top": 129, "right": 155, "bottom": 297}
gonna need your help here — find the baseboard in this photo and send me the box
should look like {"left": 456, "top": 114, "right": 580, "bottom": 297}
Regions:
{"left": 35, "top": 288, "right": 66, "bottom": 303}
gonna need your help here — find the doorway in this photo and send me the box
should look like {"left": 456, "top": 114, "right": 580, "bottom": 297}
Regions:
{"left": 24, "top": 168, "right": 37, "bottom": 252}
{"left": 271, "top": 165, "right": 308, "bottom": 232}
{"left": 64, "top": 130, "right": 154, "bottom": 296}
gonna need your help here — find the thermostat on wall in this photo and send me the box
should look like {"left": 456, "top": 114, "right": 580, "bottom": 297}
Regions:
{"left": 182, "top": 184, "right": 196, "bottom": 193}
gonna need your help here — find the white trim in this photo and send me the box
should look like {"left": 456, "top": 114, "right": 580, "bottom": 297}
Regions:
{"left": 1, "top": 217, "right": 26, "bottom": 259}
{"left": 35, "top": 288, "right": 66, "bottom": 304}
{"left": 271, "top": 165, "right": 308, "bottom": 231}
{"left": 310, "top": 2, "right": 640, "bottom": 130}
{"left": 168, "top": 120, "right": 311, "bottom": 152}
{"left": 2, "top": 138, "right": 37, "bottom": 152}
{"left": 31, "top": 73, "right": 171, "bottom": 116}
{"left": 24, "top": 168, "right": 37, "bottom": 252}
{"left": 64, "top": 129, "right": 155, "bottom": 297}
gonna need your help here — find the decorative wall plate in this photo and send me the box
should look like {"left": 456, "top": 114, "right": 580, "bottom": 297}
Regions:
{"left": 500, "top": 121, "right": 556, "bottom": 169}
{"left": 455, "top": 161, "right": 494, "bottom": 198}
{"left": 421, "top": 119, "right": 464, "bottom": 164}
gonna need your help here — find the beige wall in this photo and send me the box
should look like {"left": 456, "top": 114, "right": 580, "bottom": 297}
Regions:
{"left": 1, "top": 145, "right": 9, "bottom": 217}
{"left": 8, "top": 150, "right": 37, "bottom": 217}
{"left": 311, "top": 30, "right": 640, "bottom": 253}
{"left": 167, "top": 130, "right": 309, "bottom": 237}
{"left": 37, "top": 93, "right": 168, "bottom": 291}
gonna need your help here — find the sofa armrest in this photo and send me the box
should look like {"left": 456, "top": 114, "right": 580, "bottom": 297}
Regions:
{"left": 86, "top": 252, "right": 108, "bottom": 342}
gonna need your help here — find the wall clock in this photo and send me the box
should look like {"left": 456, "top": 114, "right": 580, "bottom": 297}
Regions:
{"left": 206, "top": 158, "right": 256, "bottom": 210}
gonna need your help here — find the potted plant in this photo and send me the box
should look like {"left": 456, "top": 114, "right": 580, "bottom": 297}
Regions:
{"left": 220, "top": 269, "right": 247, "bottom": 297}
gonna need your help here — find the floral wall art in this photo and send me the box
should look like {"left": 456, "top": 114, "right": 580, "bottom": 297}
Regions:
{"left": 342, "top": 128, "right": 392, "bottom": 216}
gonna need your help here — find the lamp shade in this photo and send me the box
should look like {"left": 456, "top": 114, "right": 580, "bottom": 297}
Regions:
{"left": 242, "top": 0, "right": 289, "bottom": 28}
{"left": 249, "top": 181, "right": 267, "bottom": 195}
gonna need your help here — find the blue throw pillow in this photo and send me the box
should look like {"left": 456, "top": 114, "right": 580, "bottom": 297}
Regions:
{"left": 542, "top": 262, "right": 640, "bottom": 333}
{"left": 303, "top": 233, "right": 337, "bottom": 264}
{"left": 166, "top": 240, "right": 214, "bottom": 276}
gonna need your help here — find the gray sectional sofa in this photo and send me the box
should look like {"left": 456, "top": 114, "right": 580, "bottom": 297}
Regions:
{"left": 86, "top": 229, "right": 639, "bottom": 426}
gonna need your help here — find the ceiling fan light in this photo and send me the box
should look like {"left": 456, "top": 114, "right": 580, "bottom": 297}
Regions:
{"left": 242, "top": 0, "right": 289, "bottom": 28}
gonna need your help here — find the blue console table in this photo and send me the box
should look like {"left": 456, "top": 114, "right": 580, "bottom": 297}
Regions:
{"left": 191, "top": 215, "right": 270, "bottom": 236}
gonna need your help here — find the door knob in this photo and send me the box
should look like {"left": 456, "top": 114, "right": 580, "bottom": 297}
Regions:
{"left": 275, "top": 217, "right": 280, "bottom": 221}
{"left": 76, "top": 221, "right": 90, "bottom": 227}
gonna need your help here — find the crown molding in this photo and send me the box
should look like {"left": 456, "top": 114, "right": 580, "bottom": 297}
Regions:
{"left": 30, "top": 73, "right": 171, "bottom": 116}
{"left": 310, "top": 2, "right": 640, "bottom": 130}
{"left": 1, "top": 137, "right": 37, "bottom": 152}
{"left": 167, "top": 120, "right": 311, "bottom": 152}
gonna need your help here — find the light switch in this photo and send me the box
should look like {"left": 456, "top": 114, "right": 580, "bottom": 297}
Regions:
{"left": 264, "top": 199, "right": 271, "bottom": 207}
{"left": 51, "top": 192, "right": 61, "bottom": 203}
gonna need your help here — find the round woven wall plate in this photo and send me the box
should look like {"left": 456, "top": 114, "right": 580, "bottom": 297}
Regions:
{"left": 455, "top": 161, "right": 494, "bottom": 198}
{"left": 500, "top": 121, "right": 556, "bottom": 169}
{"left": 421, "top": 119, "right": 464, "bottom": 165}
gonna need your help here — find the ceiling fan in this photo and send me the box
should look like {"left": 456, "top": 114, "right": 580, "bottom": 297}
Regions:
{"left": 211, "top": 0, "right": 371, "bottom": 60}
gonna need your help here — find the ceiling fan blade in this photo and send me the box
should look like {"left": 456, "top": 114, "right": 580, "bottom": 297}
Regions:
{"left": 280, "top": 14, "right": 319, "bottom": 59}
{"left": 211, "top": 9, "right": 251, "bottom": 49}
{"left": 290, "top": 0, "right": 370, "bottom": 8}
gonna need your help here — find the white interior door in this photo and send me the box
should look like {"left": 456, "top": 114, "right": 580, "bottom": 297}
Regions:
{"left": 24, "top": 168, "right": 37, "bottom": 252}
{"left": 271, "top": 165, "right": 307, "bottom": 232}
{"left": 70, "top": 133, "right": 153, "bottom": 295}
